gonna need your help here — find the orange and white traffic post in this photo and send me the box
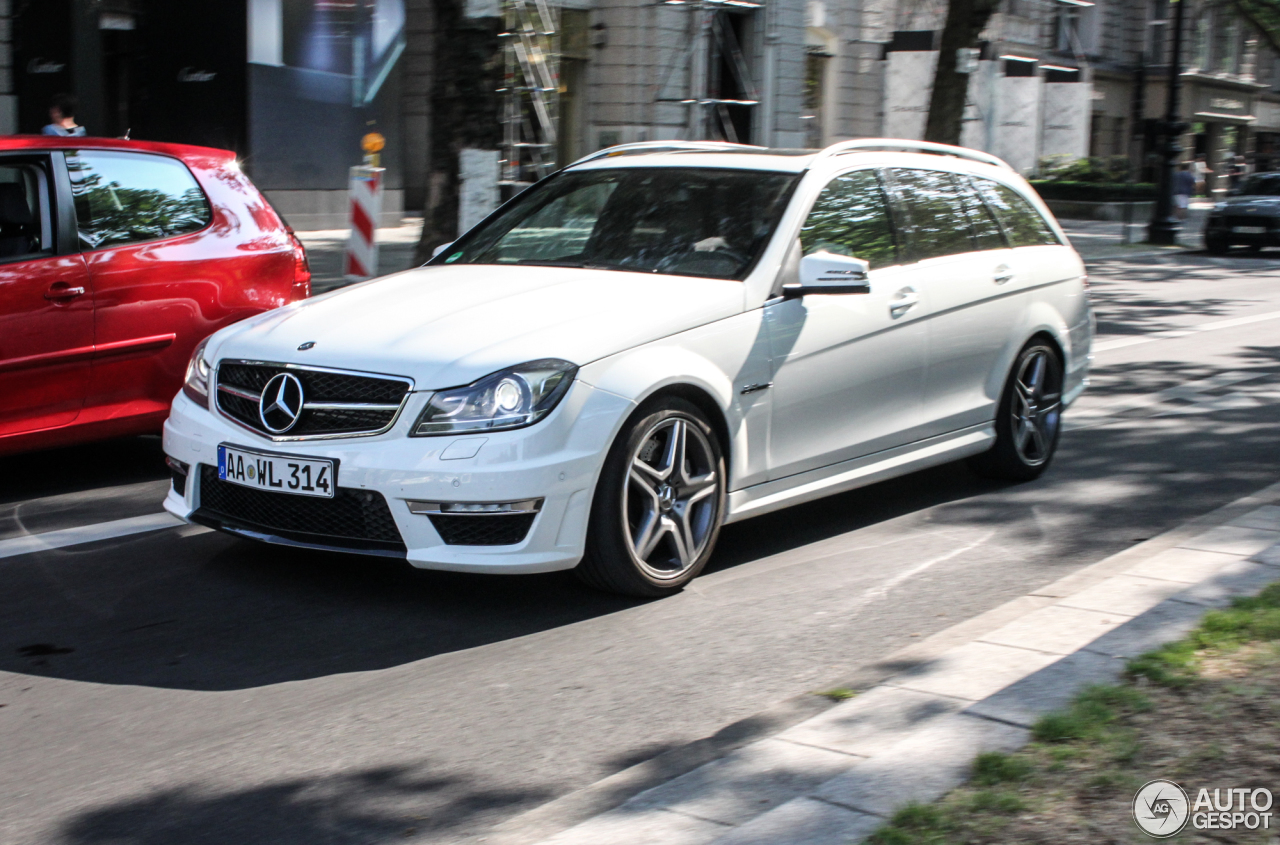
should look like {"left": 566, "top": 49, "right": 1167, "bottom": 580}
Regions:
{"left": 345, "top": 132, "right": 386, "bottom": 282}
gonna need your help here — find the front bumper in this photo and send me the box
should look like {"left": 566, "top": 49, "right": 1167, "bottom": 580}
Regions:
{"left": 1205, "top": 216, "right": 1280, "bottom": 245}
{"left": 162, "top": 380, "right": 633, "bottom": 573}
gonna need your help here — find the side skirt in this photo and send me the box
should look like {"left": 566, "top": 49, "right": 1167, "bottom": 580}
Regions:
{"left": 724, "top": 424, "right": 994, "bottom": 525}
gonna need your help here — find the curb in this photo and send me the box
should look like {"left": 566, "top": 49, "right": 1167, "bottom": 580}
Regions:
{"left": 495, "top": 481, "right": 1280, "bottom": 845}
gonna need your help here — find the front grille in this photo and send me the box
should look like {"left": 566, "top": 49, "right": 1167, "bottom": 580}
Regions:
{"left": 195, "top": 465, "right": 405, "bottom": 553}
{"left": 216, "top": 361, "right": 411, "bottom": 438}
{"left": 429, "top": 513, "right": 537, "bottom": 546}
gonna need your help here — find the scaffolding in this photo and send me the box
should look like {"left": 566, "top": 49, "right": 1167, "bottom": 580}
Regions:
{"left": 654, "top": 0, "right": 763, "bottom": 142}
{"left": 498, "top": 0, "right": 560, "bottom": 189}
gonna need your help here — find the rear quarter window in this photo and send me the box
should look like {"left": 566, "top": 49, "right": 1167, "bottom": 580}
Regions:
{"left": 66, "top": 150, "right": 212, "bottom": 250}
{"left": 972, "top": 177, "right": 1060, "bottom": 247}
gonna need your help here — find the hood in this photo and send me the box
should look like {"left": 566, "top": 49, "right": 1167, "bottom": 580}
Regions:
{"left": 208, "top": 264, "right": 746, "bottom": 389}
{"left": 1222, "top": 195, "right": 1280, "bottom": 210}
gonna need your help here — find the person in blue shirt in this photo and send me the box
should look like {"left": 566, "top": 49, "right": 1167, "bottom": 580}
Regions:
{"left": 1174, "top": 162, "right": 1196, "bottom": 219}
{"left": 41, "top": 94, "right": 86, "bottom": 137}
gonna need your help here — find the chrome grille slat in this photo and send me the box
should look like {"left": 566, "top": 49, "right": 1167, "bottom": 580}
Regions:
{"left": 215, "top": 360, "right": 413, "bottom": 440}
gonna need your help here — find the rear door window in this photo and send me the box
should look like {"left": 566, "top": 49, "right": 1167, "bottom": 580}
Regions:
{"left": 66, "top": 151, "right": 211, "bottom": 250}
{"left": 888, "top": 168, "right": 975, "bottom": 261}
{"left": 799, "top": 169, "right": 898, "bottom": 269}
{"left": 971, "top": 178, "right": 1060, "bottom": 247}
{"left": 956, "top": 175, "right": 1006, "bottom": 251}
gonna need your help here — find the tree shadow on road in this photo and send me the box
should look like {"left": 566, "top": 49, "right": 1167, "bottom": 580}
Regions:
{"left": 55, "top": 761, "right": 552, "bottom": 845}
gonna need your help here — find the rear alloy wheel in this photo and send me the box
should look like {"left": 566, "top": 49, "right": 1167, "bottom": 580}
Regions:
{"left": 576, "top": 398, "right": 725, "bottom": 597}
{"left": 968, "top": 341, "right": 1064, "bottom": 482}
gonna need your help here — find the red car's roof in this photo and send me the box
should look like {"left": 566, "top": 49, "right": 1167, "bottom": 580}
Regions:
{"left": 0, "top": 135, "right": 236, "bottom": 164}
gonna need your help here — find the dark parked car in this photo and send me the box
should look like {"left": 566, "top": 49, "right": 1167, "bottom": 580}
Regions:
{"left": 1205, "top": 172, "right": 1280, "bottom": 254}
{"left": 0, "top": 136, "right": 310, "bottom": 457}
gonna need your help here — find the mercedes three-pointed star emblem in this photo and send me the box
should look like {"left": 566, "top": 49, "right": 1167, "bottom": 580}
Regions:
{"left": 259, "top": 373, "right": 305, "bottom": 434}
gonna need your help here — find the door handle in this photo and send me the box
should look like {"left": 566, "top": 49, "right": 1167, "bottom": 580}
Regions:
{"left": 889, "top": 286, "right": 919, "bottom": 317}
{"left": 993, "top": 266, "right": 1015, "bottom": 285}
{"left": 45, "top": 283, "right": 87, "bottom": 301}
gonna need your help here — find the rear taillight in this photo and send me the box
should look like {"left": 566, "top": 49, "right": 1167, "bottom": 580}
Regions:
{"left": 290, "top": 234, "right": 312, "bottom": 298}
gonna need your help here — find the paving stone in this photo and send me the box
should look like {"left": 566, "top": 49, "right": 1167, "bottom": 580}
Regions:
{"left": 886, "top": 641, "right": 1060, "bottom": 702}
{"left": 1082, "top": 598, "right": 1210, "bottom": 659}
{"left": 1175, "top": 560, "right": 1280, "bottom": 608}
{"left": 711, "top": 797, "right": 883, "bottom": 845}
{"left": 979, "top": 604, "right": 1130, "bottom": 655}
{"left": 1251, "top": 541, "right": 1280, "bottom": 567}
{"left": 1057, "top": 574, "right": 1189, "bottom": 616}
{"left": 1123, "top": 547, "right": 1243, "bottom": 584}
{"left": 965, "top": 650, "right": 1125, "bottom": 728}
{"left": 1179, "top": 524, "right": 1280, "bottom": 557}
{"left": 777, "top": 686, "right": 965, "bottom": 758}
{"left": 1229, "top": 505, "right": 1280, "bottom": 532}
{"left": 625, "top": 738, "right": 859, "bottom": 827}
{"left": 811, "top": 713, "right": 1028, "bottom": 817}
{"left": 538, "top": 807, "right": 728, "bottom": 845}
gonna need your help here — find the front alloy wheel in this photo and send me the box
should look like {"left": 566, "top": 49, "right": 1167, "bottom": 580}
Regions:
{"left": 577, "top": 398, "right": 726, "bottom": 597}
{"left": 969, "top": 341, "right": 1064, "bottom": 481}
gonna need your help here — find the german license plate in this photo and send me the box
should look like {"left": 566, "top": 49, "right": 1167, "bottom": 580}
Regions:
{"left": 1233, "top": 226, "right": 1267, "bottom": 234}
{"left": 217, "top": 444, "right": 335, "bottom": 498}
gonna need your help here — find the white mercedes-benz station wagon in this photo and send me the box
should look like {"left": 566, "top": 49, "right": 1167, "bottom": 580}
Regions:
{"left": 163, "top": 140, "right": 1092, "bottom": 597}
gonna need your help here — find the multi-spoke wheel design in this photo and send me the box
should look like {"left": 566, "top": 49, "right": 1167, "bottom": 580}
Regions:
{"left": 623, "top": 416, "right": 721, "bottom": 580}
{"left": 576, "top": 399, "right": 726, "bottom": 597}
{"left": 969, "top": 341, "right": 1064, "bottom": 481}
{"left": 1010, "top": 348, "right": 1062, "bottom": 467}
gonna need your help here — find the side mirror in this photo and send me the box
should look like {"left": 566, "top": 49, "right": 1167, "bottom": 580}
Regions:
{"left": 431, "top": 241, "right": 455, "bottom": 259}
{"left": 784, "top": 251, "right": 871, "bottom": 297}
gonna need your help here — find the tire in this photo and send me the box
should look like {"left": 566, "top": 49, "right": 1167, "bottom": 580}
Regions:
{"left": 1205, "top": 233, "right": 1229, "bottom": 255}
{"left": 575, "top": 397, "right": 726, "bottom": 597}
{"left": 968, "top": 340, "right": 1064, "bottom": 482}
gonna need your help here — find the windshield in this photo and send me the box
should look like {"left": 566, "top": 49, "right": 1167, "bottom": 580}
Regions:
{"left": 433, "top": 167, "right": 799, "bottom": 280}
{"left": 1235, "top": 174, "right": 1280, "bottom": 197}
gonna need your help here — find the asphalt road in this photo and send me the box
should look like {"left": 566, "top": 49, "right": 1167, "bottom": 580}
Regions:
{"left": 4, "top": 251, "right": 1280, "bottom": 845}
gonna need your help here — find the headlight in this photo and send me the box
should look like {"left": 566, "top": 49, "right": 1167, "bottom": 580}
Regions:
{"left": 182, "top": 338, "right": 211, "bottom": 406}
{"left": 411, "top": 359, "right": 577, "bottom": 436}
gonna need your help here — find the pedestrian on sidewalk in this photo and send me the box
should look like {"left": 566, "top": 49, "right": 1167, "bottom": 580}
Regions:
{"left": 41, "top": 94, "right": 86, "bottom": 137}
{"left": 1174, "top": 162, "right": 1195, "bottom": 220}
{"left": 1193, "top": 154, "right": 1212, "bottom": 196}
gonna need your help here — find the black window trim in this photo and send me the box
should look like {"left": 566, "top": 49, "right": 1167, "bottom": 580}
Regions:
{"left": 62, "top": 147, "right": 215, "bottom": 254}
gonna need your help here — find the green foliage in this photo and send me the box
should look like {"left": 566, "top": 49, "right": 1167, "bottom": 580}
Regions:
{"left": 1028, "top": 181, "right": 1157, "bottom": 203}
{"left": 967, "top": 789, "right": 1026, "bottom": 814}
{"left": 1031, "top": 684, "right": 1149, "bottom": 743}
{"left": 1235, "top": 0, "right": 1280, "bottom": 51}
{"left": 1038, "top": 155, "right": 1131, "bottom": 183}
{"left": 971, "top": 752, "right": 1031, "bottom": 786}
{"left": 814, "top": 687, "right": 858, "bottom": 702}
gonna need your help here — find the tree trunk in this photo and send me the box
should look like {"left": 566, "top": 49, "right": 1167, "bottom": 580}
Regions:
{"left": 413, "top": 0, "right": 503, "bottom": 264}
{"left": 923, "top": 0, "right": 999, "bottom": 146}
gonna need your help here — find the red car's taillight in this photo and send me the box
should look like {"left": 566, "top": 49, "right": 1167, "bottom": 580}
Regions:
{"left": 290, "top": 234, "right": 312, "bottom": 299}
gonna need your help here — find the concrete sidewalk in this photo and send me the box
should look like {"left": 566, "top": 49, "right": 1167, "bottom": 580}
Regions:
{"left": 482, "top": 483, "right": 1280, "bottom": 845}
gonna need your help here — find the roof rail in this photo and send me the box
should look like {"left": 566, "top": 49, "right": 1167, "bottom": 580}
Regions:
{"left": 813, "top": 139, "right": 1013, "bottom": 171}
{"left": 568, "top": 141, "right": 767, "bottom": 167}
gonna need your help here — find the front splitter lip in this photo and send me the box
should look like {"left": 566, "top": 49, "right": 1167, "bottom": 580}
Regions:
{"left": 187, "top": 510, "right": 409, "bottom": 559}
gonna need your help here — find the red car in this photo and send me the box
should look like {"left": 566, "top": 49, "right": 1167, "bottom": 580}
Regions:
{"left": 0, "top": 137, "right": 310, "bottom": 457}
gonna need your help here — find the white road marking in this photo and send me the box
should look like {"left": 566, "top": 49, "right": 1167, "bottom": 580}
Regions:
{"left": 0, "top": 513, "right": 185, "bottom": 560}
{"left": 1093, "top": 308, "right": 1280, "bottom": 353}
